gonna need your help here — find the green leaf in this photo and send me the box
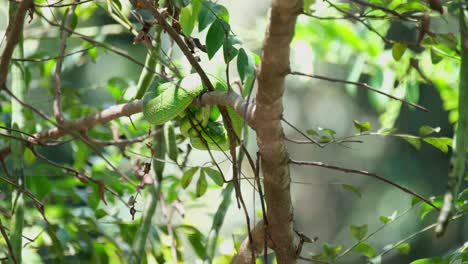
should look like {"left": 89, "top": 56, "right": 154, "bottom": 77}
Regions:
{"left": 206, "top": 19, "right": 229, "bottom": 59}
{"left": 318, "top": 127, "right": 336, "bottom": 137}
{"left": 95, "top": 209, "right": 108, "bottom": 219}
{"left": 223, "top": 36, "right": 238, "bottom": 63}
{"left": 396, "top": 134, "right": 421, "bottom": 150}
{"left": 198, "top": 2, "right": 229, "bottom": 32}
{"left": 178, "top": 225, "right": 206, "bottom": 258}
{"left": 392, "top": 42, "right": 407, "bottom": 61}
{"left": 306, "top": 129, "right": 319, "bottom": 136}
{"left": 341, "top": 184, "right": 362, "bottom": 198}
{"left": 237, "top": 48, "right": 255, "bottom": 82}
{"left": 180, "top": 0, "right": 203, "bottom": 36}
{"left": 319, "top": 136, "right": 331, "bottom": 143}
{"left": 88, "top": 47, "right": 98, "bottom": 63}
{"left": 203, "top": 167, "right": 224, "bottom": 186}
{"left": 179, "top": 6, "right": 195, "bottom": 36}
{"left": 423, "top": 137, "right": 452, "bottom": 153}
{"left": 350, "top": 224, "right": 368, "bottom": 240}
{"left": 379, "top": 211, "right": 397, "bottom": 224}
{"left": 70, "top": 12, "right": 78, "bottom": 32}
{"left": 196, "top": 170, "right": 208, "bottom": 197}
{"left": 395, "top": 243, "right": 410, "bottom": 255}
{"left": 418, "top": 126, "right": 441, "bottom": 137}
{"left": 410, "top": 257, "right": 448, "bottom": 264}
{"left": 353, "top": 242, "right": 376, "bottom": 258}
{"left": 353, "top": 120, "right": 371, "bottom": 133}
{"left": 322, "top": 243, "right": 342, "bottom": 261}
{"left": 304, "top": 0, "right": 315, "bottom": 12}
{"left": 181, "top": 167, "right": 198, "bottom": 189}
{"left": 430, "top": 47, "right": 443, "bottom": 64}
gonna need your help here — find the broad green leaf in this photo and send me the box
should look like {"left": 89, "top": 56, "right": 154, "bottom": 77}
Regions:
{"left": 353, "top": 120, "right": 371, "bottom": 133}
{"left": 95, "top": 209, "right": 108, "bottom": 219}
{"left": 353, "top": 242, "right": 376, "bottom": 258}
{"left": 88, "top": 47, "right": 98, "bottom": 62}
{"left": 396, "top": 243, "right": 410, "bottom": 255}
{"left": 319, "top": 136, "right": 331, "bottom": 143}
{"left": 180, "top": 0, "right": 202, "bottom": 36}
{"left": 418, "top": 126, "right": 441, "bottom": 137}
{"left": 406, "top": 81, "right": 420, "bottom": 104}
{"left": 180, "top": 6, "right": 195, "bottom": 36}
{"left": 304, "top": 0, "right": 315, "bottom": 12}
{"left": 350, "top": 224, "right": 368, "bottom": 240}
{"left": 423, "top": 137, "right": 452, "bottom": 153}
{"left": 196, "top": 170, "right": 208, "bottom": 197}
{"left": 206, "top": 19, "right": 230, "bottom": 59}
{"left": 24, "top": 148, "right": 36, "bottom": 165}
{"left": 419, "top": 197, "right": 442, "bottom": 219}
{"left": 318, "top": 127, "right": 336, "bottom": 137}
{"left": 178, "top": 225, "right": 206, "bottom": 258}
{"left": 396, "top": 135, "right": 421, "bottom": 150}
{"left": 70, "top": 12, "right": 79, "bottom": 31}
{"left": 223, "top": 37, "right": 238, "bottom": 63}
{"left": 322, "top": 243, "right": 342, "bottom": 260}
{"left": 306, "top": 129, "right": 319, "bottom": 136}
{"left": 341, "top": 184, "right": 362, "bottom": 198}
{"left": 392, "top": 42, "right": 406, "bottom": 61}
{"left": 431, "top": 47, "right": 443, "bottom": 64}
{"left": 379, "top": 211, "right": 397, "bottom": 224}
{"left": 237, "top": 48, "right": 255, "bottom": 82}
{"left": 198, "top": 2, "right": 229, "bottom": 31}
{"left": 181, "top": 167, "right": 199, "bottom": 189}
{"left": 203, "top": 167, "right": 224, "bottom": 186}
{"left": 410, "top": 257, "right": 448, "bottom": 264}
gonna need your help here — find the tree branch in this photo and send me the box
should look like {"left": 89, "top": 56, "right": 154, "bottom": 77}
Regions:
{"left": 253, "top": 0, "right": 302, "bottom": 263}
{"left": 28, "top": 91, "right": 254, "bottom": 143}
{"left": 231, "top": 221, "right": 270, "bottom": 264}
{"left": 0, "top": 0, "right": 33, "bottom": 88}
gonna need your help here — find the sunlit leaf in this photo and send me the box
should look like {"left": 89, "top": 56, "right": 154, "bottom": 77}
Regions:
{"left": 353, "top": 242, "right": 376, "bottom": 258}
{"left": 379, "top": 211, "right": 397, "bottom": 224}
{"left": 350, "top": 224, "right": 368, "bottom": 240}
{"left": 423, "top": 137, "right": 452, "bottom": 153}
{"left": 396, "top": 243, "right": 410, "bottom": 255}
{"left": 392, "top": 42, "right": 406, "bottom": 61}
{"left": 418, "top": 126, "right": 441, "bottom": 137}
{"left": 431, "top": 47, "right": 443, "bottom": 64}
{"left": 196, "top": 170, "right": 208, "bottom": 197}
{"left": 237, "top": 48, "right": 255, "bottom": 82}
{"left": 206, "top": 19, "right": 230, "bottom": 59}
{"left": 410, "top": 257, "right": 447, "bottom": 264}
{"left": 203, "top": 167, "right": 224, "bottom": 186}
{"left": 181, "top": 167, "right": 199, "bottom": 189}
{"left": 341, "top": 184, "right": 362, "bottom": 198}
{"left": 396, "top": 134, "right": 422, "bottom": 150}
{"left": 353, "top": 120, "right": 371, "bottom": 133}
{"left": 322, "top": 243, "right": 342, "bottom": 261}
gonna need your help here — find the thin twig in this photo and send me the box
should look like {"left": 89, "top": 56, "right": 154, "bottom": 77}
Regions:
{"left": 289, "top": 159, "right": 439, "bottom": 210}
{"left": 53, "top": 0, "right": 80, "bottom": 123}
{"left": 290, "top": 71, "right": 429, "bottom": 112}
{"left": 12, "top": 46, "right": 94, "bottom": 62}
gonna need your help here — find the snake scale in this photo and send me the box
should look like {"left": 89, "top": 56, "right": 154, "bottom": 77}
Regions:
{"left": 142, "top": 74, "right": 242, "bottom": 151}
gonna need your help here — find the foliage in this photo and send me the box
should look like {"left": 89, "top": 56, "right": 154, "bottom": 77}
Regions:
{"left": 0, "top": 0, "right": 467, "bottom": 263}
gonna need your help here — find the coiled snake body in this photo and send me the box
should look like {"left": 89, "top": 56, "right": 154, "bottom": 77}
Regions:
{"left": 142, "top": 74, "right": 242, "bottom": 151}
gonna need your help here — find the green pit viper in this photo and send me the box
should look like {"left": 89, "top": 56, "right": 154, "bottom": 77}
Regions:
{"left": 142, "top": 74, "right": 243, "bottom": 151}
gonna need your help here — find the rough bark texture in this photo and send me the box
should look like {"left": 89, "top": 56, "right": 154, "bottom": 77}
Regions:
{"left": 255, "top": 1, "right": 302, "bottom": 263}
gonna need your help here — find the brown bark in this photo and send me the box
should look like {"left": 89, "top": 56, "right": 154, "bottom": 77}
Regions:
{"left": 28, "top": 91, "right": 253, "bottom": 143}
{"left": 254, "top": 1, "right": 302, "bottom": 263}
